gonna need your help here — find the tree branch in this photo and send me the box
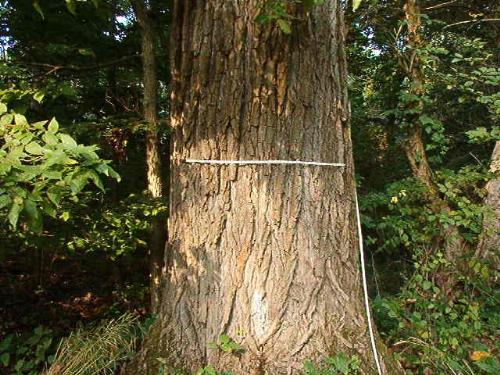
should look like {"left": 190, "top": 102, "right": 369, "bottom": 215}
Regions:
{"left": 424, "top": 1, "right": 457, "bottom": 11}
{"left": 443, "top": 18, "right": 500, "bottom": 29}
{"left": 19, "top": 54, "right": 141, "bottom": 73}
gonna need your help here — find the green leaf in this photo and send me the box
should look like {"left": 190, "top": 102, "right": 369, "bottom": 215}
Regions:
{"left": 108, "top": 167, "right": 121, "bottom": 182}
{"left": 0, "top": 352, "right": 9, "bottom": 367}
{"left": 303, "top": 361, "right": 315, "bottom": 374}
{"left": 24, "top": 199, "right": 42, "bottom": 233}
{"left": 43, "top": 132, "right": 58, "bottom": 145}
{"left": 70, "top": 174, "right": 89, "bottom": 194}
{"left": 32, "top": 120, "right": 48, "bottom": 130}
{"left": 0, "top": 335, "right": 13, "bottom": 351}
{"left": 97, "top": 164, "right": 121, "bottom": 182}
{"left": 44, "top": 150, "right": 69, "bottom": 167}
{"left": 254, "top": 13, "right": 269, "bottom": 24}
{"left": 277, "top": 19, "right": 291, "bottom": 34}
{"left": 59, "top": 133, "right": 77, "bottom": 148}
{"left": 40, "top": 201, "right": 57, "bottom": 218}
{"left": 25, "top": 142, "right": 45, "bottom": 155}
{"left": 42, "top": 170, "right": 63, "bottom": 180}
{"left": 226, "top": 341, "right": 241, "bottom": 350}
{"left": 8, "top": 201, "right": 23, "bottom": 227}
{"left": 47, "top": 188, "right": 63, "bottom": 206}
{"left": 353, "top": 0, "right": 362, "bottom": 10}
{"left": 219, "top": 334, "right": 230, "bottom": 344}
{"left": 0, "top": 113, "right": 14, "bottom": 126}
{"left": 47, "top": 118, "right": 59, "bottom": 134}
{"left": 66, "top": 0, "right": 76, "bottom": 15}
{"left": 33, "top": 0, "right": 44, "bottom": 19}
{"left": 203, "top": 366, "right": 217, "bottom": 375}
{"left": 0, "top": 194, "right": 12, "bottom": 209}
{"left": 78, "top": 48, "right": 95, "bottom": 57}
{"left": 88, "top": 170, "right": 104, "bottom": 191}
{"left": 14, "top": 358, "right": 25, "bottom": 371}
{"left": 0, "top": 103, "right": 7, "bottom": 114}
{"left": 14, "top": 113, "right": 28, "bottom": 126}
{"left": 33, "top": 91, "right": 44, "bottom": 103}
{"left": 422, "top": 280, "right": 432, "bottom": 290}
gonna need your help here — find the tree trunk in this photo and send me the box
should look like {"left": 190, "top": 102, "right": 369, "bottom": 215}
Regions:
{"left": 476, "top": 141, "right": 499, "bottom": 268}
{"left": 132, "top": 0, "right": 166, "bottom": 312}
{"left": 133, "top": 1, "right": 398, "bottom": 374}
{"left": 402, "top": 0, "right": 465, "bottom": 262}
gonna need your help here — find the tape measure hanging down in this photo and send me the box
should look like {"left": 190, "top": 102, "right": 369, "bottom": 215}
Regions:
{"left": 183, "top": 158, "right": 383, "bottom": 375}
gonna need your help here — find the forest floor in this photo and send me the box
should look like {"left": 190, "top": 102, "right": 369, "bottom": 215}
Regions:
{"left": 0, "top": 253, "right": 149, "bottom": 342}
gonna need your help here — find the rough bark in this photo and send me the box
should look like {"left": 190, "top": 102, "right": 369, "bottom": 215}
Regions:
{"left": 132, "top": 0, "right": 166, "bottom": 312}
{"left": 402, "top": 0, "right": 465, "bottom": 262}
{"left": 476, "top": 141, "right": 499, "bottom": 268}
{"left": 133, "top": 1, "right": 398, "bottom": 374}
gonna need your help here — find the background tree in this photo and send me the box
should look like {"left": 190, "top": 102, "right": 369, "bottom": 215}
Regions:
{"left": 348, "top": 0, "right": 499, "bottom": 371}
{"left": 131, "top": 0, "right": 169, "bottom": 312}
{"left": 349, "top": 0, "right": 498, "bottom": 261}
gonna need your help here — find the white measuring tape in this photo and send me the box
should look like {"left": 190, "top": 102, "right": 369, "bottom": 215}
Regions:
{"left": 355, "top": 192, "right": 384, "bottom": 375}
{"left": 183, "top": 158, "right": 383, "bottom": 374}
{"left": 185, "top": 158, "right": 346, "bottom": 167}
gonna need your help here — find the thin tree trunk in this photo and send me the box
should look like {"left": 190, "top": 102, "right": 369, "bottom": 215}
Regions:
{"left": 130, "top": 1, "right": 400, "bottom": 374}
{"left": 476, "top": 141, "right": 499, "bottom": 268}
{"left": 132, "top": 0, "right": 166, "bottom": 312}
{"left": 402, "top": 0, "right": 465, "bottom": 262}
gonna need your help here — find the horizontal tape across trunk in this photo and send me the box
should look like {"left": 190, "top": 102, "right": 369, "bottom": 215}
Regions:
{"left": 181, "top": 158, "right": 383, "bottom": 374}
{"left": 184, "top": 159, "right": 346, "bottom": 167}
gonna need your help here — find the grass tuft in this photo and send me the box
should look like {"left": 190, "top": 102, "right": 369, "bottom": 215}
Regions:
{"left": 45, "top": 313, "right": 140, "bottom": 375}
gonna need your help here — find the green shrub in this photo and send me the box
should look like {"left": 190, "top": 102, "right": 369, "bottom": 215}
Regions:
{"left": 0, "top": 103, "right": 119, "bottom": 234}
{"left": 0, "top": 326, "right": 56, "bottom": 375}
{"left": 373, "top": 251, "right": 499, "bottom": 374}
{"left": 64, "top": 192, "right": 167, "bottom": 257}
{"left": 361, "top": 165, "right": 489, "bottom": 255}
{"left": 304, "top": 353, "right": 361, "bottom": 375}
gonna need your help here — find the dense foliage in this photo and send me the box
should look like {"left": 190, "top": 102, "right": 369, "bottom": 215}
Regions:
{"left": 0, "top": 0, "right": 498, "bottom": 374}
{"left": 0, "top": 106, "right": 119, "bottom": 233}
{"left": 374, "top": 252, "right": 499, "bottom": 374}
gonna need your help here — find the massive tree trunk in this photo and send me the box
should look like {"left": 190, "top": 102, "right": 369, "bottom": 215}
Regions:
{"left": 476, "top": 141, "right": 499, "bottom": 268}
{"left": 132, "top": 0, "right": 166, "bottom": 312}
{"left": 402, "top": 0, "right": 465, "bottom": 262}
{"left": 134, "top": 1, "right": 397, "bottom": 374}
